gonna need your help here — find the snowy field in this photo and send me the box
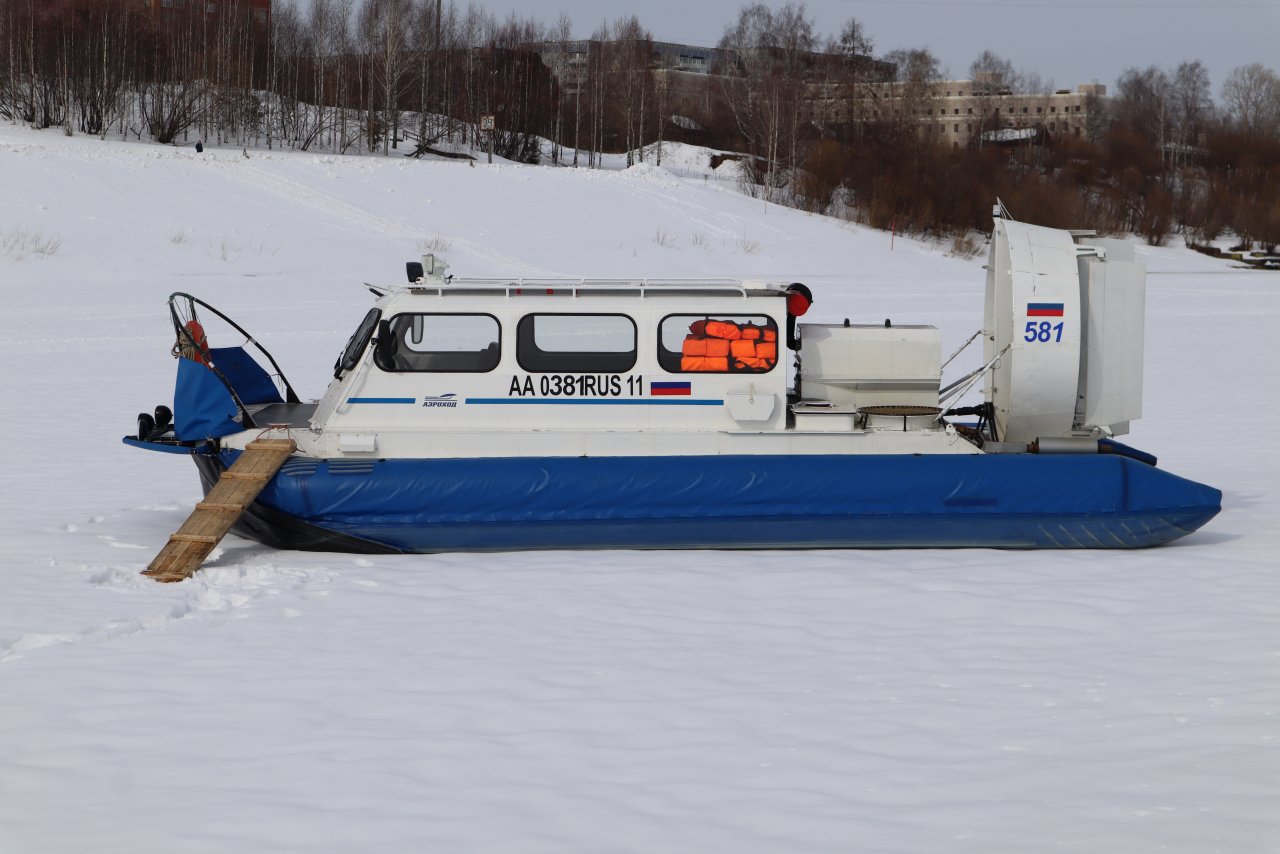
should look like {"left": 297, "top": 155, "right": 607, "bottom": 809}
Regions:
{"left": 1, "top": 127, "right": 1278, "bottom": 853}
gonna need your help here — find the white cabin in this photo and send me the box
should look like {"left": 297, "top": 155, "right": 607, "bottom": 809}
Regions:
{"left": 219, "top": 268, "right": 977, "bottom": 461}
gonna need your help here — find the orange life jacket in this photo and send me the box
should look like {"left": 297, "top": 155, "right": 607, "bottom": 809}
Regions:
{"left": 681, "top": 356, "right": 729, "bottom": 372}
{"left": 681, "top": 320, "right": 776, "bottom": 371}
{"left": 683, "top": 336, "right": 729, "bottom": 357}
{"left": 704, "top": 320, "right": 742, "bottom": 340}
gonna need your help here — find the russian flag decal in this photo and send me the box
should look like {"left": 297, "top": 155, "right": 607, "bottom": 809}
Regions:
{"left": 651, "top": 381, "right": 691, "bottom": 396}
{"left": 1027, "top": 302, "right": 1065, "bottom": 317}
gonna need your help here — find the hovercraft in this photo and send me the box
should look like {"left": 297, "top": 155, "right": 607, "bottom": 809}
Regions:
{"left": 124, "top": 208, "right": 1221, "bottom": 552}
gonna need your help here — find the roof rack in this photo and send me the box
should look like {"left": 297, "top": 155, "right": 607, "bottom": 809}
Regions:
{"left": 371, "top": 278, "right": 789, "bottom": 299}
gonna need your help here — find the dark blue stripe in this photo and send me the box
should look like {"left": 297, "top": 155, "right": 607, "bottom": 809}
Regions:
{"left": 348, "top": 397, "right": 416, "bottom": 404}
{"left": 1027, "top": 302, "right": 1064, "bottom": 310}
{"left": 465, "top": 398, "right": 722, "bottom": 406}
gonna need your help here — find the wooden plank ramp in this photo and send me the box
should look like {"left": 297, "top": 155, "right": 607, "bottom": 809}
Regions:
{"left": 142, "top": 438, "right": 297, "bottom": 583}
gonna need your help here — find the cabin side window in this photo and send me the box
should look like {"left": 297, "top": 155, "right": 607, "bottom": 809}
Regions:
{"left": 658, "top": 314, "right": 779, "bottom": 374}
{"left": 376, "top": 313, "right": 501, "bottom": 373}
{"left": 516, "top": 314, "right": 637, "bottom": 373}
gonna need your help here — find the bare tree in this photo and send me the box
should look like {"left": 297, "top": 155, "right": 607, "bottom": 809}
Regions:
{"left": 409, "top": 0, "right": 439, "bottom": 152}
{"left": 652, "top": 63, "right": 668, "bottom": 166}
{"left": 271, "top": 0, "right": 306, "bottom": 147}
{"left": 773, "top": 3, "right": 815, "bottom": 183}
{"left": 882, "top": 46, "right": 941, "bottom": 138}
{"left": 718, "top": 2, "right": 816, "bottom": 200}
{"left": 969, "top": 49, "right": 1013, "bottom": 89}
{"left": 1221, "top": 62, "right": 1280, "bottom": 138}
{"left": 1168, "top": 60, "right": 1212, "bottom": 169}
{"left": 139, "top": 4, "right": 208, "bottom": 144}
{"left": 605, "top": 15, "right": 650, "bottom": 166}
{"left": 370, "top": 0, "right": 413, "bottom": 155}
{"left": 814, "top": 16, "right": 879, "bottom": 136}
{"left": 1116, "top": 65, "right": 1174, "bottom": 165}
{"left": 331, "top": 0, "right": 355, "bottom": 152}
{"left": 480, "top": 14, "right": 552, "bottom": 163}
{"left": 587, "top": 19, "right": 607, "bottom": 167}
{"left": 1, "top": 0, "right": 11, "bottom": 120}
{"left": 967, "top": 49, "right": 1047, "bottom": 142}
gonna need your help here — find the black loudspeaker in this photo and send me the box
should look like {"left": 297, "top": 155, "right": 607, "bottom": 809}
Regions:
{"left": 406, "top": 261, "right": 424, "bottom": 282}
{"left": 137, "top": 412, "right": 156, "bottom": 441}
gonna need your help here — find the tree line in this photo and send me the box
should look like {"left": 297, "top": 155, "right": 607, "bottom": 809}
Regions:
{"left": 1, "top": 0, "right": 1277, "bottom": 249}
{"left": 822, "top": 53, "right": 1280, "bottom": 251}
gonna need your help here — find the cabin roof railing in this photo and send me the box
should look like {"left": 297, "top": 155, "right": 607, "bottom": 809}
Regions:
{"left": 368, "top": 278, "right": 789, "bottom": 300}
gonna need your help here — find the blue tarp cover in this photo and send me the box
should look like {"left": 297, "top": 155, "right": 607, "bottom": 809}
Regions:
{"left": 208, "top": 346, "right": 283, "bottom": 405}
{"left": 173, "top": 357, "right": 240, "bottom": 440}
{"left": 225, "top": 453, "right": 1222, "bottom": 551}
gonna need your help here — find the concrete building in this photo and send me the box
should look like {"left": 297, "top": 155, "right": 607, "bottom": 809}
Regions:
{"left": 854, "top": 79, "right": 1108, "bottom": 146}
{"left": 535, "top": 40, "right": 1105, "bottom": 148}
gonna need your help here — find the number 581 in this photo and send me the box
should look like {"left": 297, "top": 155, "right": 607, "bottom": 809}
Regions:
{"left": 1024, "top": 320, "right": 1064, "bottom": 343}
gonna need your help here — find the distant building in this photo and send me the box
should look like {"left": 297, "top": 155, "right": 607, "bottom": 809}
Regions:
{"left": 533, "top": 39, "right": 1104, "bottom": 149}
{"left": 143, "top": 0, "right": 271, "bottom": 27}
{"left": 534, "top": 39, "right": 891, "bottom": 134}
{"left": 536, "top": 40, "right": 734, "bottom": 81}
{"left": 851, "top": 79, "right": 1109, "bottom": 146}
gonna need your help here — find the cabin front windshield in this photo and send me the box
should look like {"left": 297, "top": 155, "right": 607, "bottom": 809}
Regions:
{"left": 378, "top": 313, "right": 500, "bottom": 372}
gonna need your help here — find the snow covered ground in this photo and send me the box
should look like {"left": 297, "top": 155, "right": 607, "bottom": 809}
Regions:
{"left": 1, "top": 127, "right": 1277, "bottom": 853}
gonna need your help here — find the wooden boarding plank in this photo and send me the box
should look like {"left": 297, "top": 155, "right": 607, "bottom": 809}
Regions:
{"left": 143, "top": 438, "right": 297, "bottom": 583}
{"left": 175, "top": 514, "right": 229, "bottom": 539}
{"left": 145, "top": 541, "right": 216, "bottom": 583}
{"left": 197, "top": 502, "right": 247, "bottom": 513}
{"left": 170, "top": 533, "right": 219, "bottom": 544}
{"left": 203, "top": 478, "right": 263, "bottom": 504}
{"left": 231, "top": 456, "right": 275, "bottom": 475}
{"left": 223, "top": 453, "right": 293, "bottom": 478}
{"left": 230, "top": 444, "right": 294, "bottom": 474}
{"left": 221, "top": 470, "right": 274, "bottom": 481}
{"left": 247, "top": 439, "right": 297, "bottom": 450}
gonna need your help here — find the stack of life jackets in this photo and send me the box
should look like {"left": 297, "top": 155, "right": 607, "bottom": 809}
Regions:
{"left": 680, "top": 319, "right": 778, "bottom": 371}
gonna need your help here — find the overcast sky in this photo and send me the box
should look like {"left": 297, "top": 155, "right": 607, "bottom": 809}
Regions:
{"left": 415, "top": 0, "right": 1279, "bottom": 96}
